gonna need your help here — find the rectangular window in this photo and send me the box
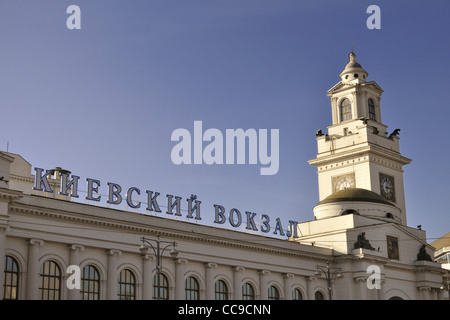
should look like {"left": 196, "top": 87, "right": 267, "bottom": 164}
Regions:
{"left": 387, "top": 235, "right": 399, "bottom": 260}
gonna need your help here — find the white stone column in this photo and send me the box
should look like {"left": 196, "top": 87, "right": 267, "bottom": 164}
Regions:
{"left": 140, "top": 247, "right": 156, "bottom": 300}
{"left": 233, "top": 266, "right": 245, "bottom": 300}
{"left": 419, "top": 286, "right": 431, "bottom": 300}
{"left": 205, "top": 262, "right": 217, "bottom": 300}
{"left": 306, "top": 276, "right": 316, "bottom": 300}
{"left": 283, "top": 273, "right": 294, "bottom": 300}
{"left": 259, "top": 270, "right": 270, "bottom": 300}
{"left": 0, "top": 227, "right": 7, "bottom": 300}
{"left": 377, "top": 284, "right": 385, "bottom": 300}
{"left": 106, "top": 249, "right": 121, "bottom": 300}
{"left": 356, "top": 277, "right": 368, "bottom": 300}
{"left": 68, "top": 244, "right": 84, "bottom": 300}
{"left": 26, "top": 239, "right": 44, "bottom": 300}
{"left": 175, "top": 258, "right": 188, "bottom": 300}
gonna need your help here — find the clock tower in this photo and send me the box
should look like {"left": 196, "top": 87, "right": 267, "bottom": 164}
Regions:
{"left": 308, "top": 51, "right": 411, "bottom": 225}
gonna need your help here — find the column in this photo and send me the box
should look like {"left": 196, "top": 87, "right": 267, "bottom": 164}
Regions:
{"left": 306, "top": 276, "right": 316, "bottom": 300}
{"left": 377, "top": 283, "right": 385, "bottom": 300}
{"left": 356, "top": 277, "right": 368, "bottom": 300}
{"left": 419, "top": 286, "right": 431, "bottom": 300}
{"left": 259, "top": 270, "right": 270, "bottom": 300}
{"left": 106, "top": 249, "right": 122, "bottom": 300}
{"left": 205, "top": 262, "right": 217, "bottom": 300}
{"left": 68, "top": 244, "right": 84, "bottom": 300}
{"left": 0, "top": 227, "right": 7, "bottom": 300}
{"left": 283, "top": 273, "right": 294, "bottom": 300}
{"left": 140, "top": 247, "right": 156, "bottom": 300}
{"left": 233, "top": 266, "right": 245, "bottom": 300}
{"left": 26, "top": 239, "right": 44, "bottom": 300}
{"left": 175, "top": 258, "right": 188, "bottom": 300}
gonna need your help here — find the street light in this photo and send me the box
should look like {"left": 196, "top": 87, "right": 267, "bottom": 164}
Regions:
{"left": 140, "top": 235, "right": 178, "bottom": 300}
{"left": 315, "top": 262, "right": 343, "bottom": 300}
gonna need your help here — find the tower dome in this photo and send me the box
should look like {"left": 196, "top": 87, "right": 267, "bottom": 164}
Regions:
{"left": 313, "top": 188, "right": 403, "bottom": 224}
{"left": 317, "top": 188, "right": 393, "bottom": 206}
{"left": 339, "top": 51, "right": 368, "bottom": 83}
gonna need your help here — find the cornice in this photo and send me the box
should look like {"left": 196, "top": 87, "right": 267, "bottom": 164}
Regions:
{"left": 0, "top": 188, "right": 23, "bottom": 201}
{"left": 8, "top": 201, "right": 331, "bottom": 263}
{"left": 309, "top": 144, "right": 411, "bottom": 169}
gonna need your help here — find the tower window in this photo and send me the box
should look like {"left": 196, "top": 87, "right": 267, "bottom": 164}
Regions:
{"left": 340, "top": 98, "right": 352, "bottom": 122}
{"left": 368, "top": 98, "right": 376, "bottom": 121}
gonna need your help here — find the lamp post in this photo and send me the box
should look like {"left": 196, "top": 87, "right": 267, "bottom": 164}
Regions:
{"left": 315, "top": 262, "right": 343, "bottom": 300}
{"left": 140, "top": 235, "right": 178, "bottom": 300}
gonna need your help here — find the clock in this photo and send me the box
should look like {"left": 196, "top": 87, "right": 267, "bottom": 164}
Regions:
{"left": 379, "top": 173, "right": 395, "bottom": 202}
{"left": 333, "top": 174, "right": 355, "bottom": 192}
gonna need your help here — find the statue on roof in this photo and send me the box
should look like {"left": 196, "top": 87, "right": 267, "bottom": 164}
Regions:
{"left": 417, "top": 245, "right": 432, "bottom": 261}
{"left": 354, "top": 232, "right": 375, "bottom": 250}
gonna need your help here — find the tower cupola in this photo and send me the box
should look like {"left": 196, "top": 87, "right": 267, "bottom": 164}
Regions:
{"left": 339, "top": 51, "right": 368, "bottom": 84}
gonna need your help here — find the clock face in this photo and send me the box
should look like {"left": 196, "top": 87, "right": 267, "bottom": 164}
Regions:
{"left": 334, "top": 175, "right": 355, "bottom": 192}
{"left": 379, "top": 173, "right": 396, "bottom": 202}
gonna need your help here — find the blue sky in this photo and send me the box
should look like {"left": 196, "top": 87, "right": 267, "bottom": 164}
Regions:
{"left": 1, "top": 1, "right": 449, "bottom": 241}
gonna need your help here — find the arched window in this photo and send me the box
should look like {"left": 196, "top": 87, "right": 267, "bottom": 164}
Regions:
{"left": 3, "top": 256, "right": 19, "bottom": 300}
{"left": 292, "top": 288, "right": 303, "bottom": 300}
{"left": 215, "top": 280, "right": 228, "bottom": 300}
{"left": 242, "top": 283, "right": 255, "bottom": 300}
{"left": 185, "top": 276, "right": 200, "bottom": 300}
{"left": 153, "top": 273, "right": 169, "bottom": 300}
{"left": 315, "top": 291, "right": 325, "bottom": 300}
{"left": 268, "top": 286, "right": 280, "bottom": 300}
{"left": 368, "top": 98, "right": 376, "bottom": 120}
{"left": 39, "top": 260, "right": 61, "bottom": 300}
{"left": 81, "top": 265, "right": 100, "bottom": 300}
{"left": 117, "top": 269, "right": 136, "bottom": 300}
{"left": 385, "top": 213, "right": 394, "bottom": 219}
{"left": 389, "top": 296, "right": 404, "bottom": 300}
{"left": 340, "top": 98, "right": 352, "bottom": 122}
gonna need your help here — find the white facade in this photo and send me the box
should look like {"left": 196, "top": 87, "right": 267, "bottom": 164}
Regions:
{"left": 0, "top": 52, "right": 447, "bottom": 300}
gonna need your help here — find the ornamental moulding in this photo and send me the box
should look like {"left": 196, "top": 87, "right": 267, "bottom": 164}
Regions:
{"left": 8, "top": 203, "right": 330, "bottom": 262}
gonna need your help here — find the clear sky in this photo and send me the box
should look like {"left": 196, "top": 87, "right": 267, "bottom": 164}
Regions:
{"left": 1, "top": 1, "right": 449, "bottom": 242}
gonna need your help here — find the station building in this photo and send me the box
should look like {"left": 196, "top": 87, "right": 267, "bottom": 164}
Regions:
{"left": 0, "top": 52, "right": 446, "bottom": 300}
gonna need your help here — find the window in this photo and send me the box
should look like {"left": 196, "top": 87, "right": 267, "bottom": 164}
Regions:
{"left": 437, "top": 254, "right": 450, "bottom": 264}
{"left": 185, "top": 276, "right": 199, "bottom": 300}
{"left": 39, "top": 260, "right": 61, "bottom": 300}
{"left": 387, "top": 236, "right": 400, "bottom": 260}
{"left": 81, "top": 265, "right": 100, "bottom": 300}
{"left": 340, "top": 98, "right": 352, "bottom": 122}
{"left": 368, "top": 98, "right": 376, "bottom": 120}
{"left": 315, "top": 291, "right": 325, "bottom": 300}
{"left": 117, "top": 269, "right": 136, "bottom": 300}
{"left": 384, "top": 213, "right": 394, "bottom": 219}
{"left": 153, "top": 273, "right": 169, "bottom": 300}
{"left": 242, "top": 283, "right": 255, "bottom": 300}
{"left": 292, "top": 288, "right": 303, "bottom": 300}
{"left": 215, "top": 280, "right": 228, "bottom": 300}
{"left": 268, "top": 286, "right": 279, "bottom": 300}
{"left": 4, "top": 256, "right": 19, "bottom": 300}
